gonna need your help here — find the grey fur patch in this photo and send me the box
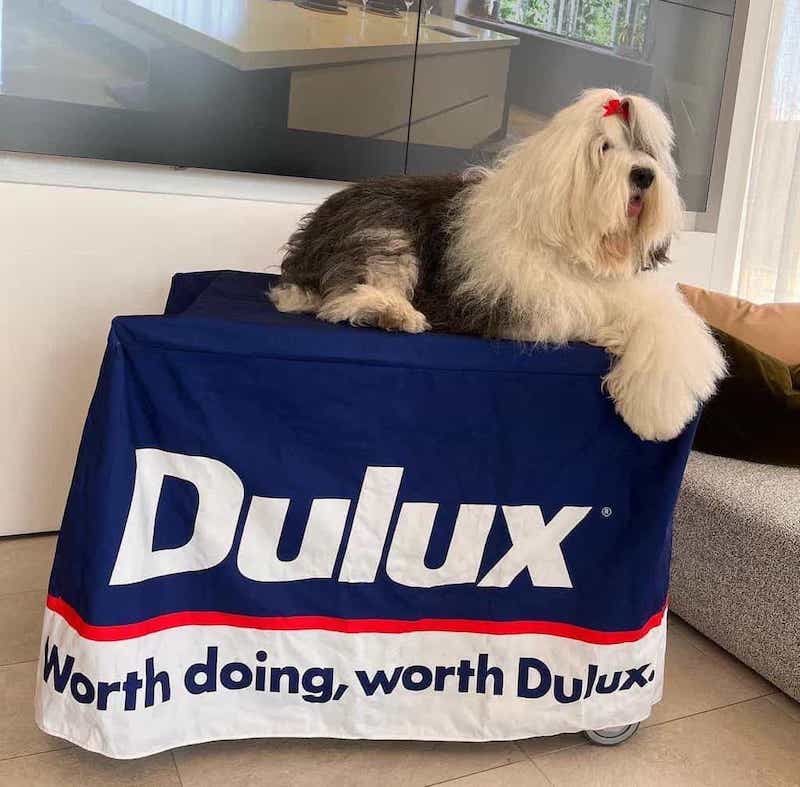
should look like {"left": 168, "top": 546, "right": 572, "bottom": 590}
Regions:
{"left": 352, "top": 228, "right": 408, "bottom": 244}
{"left": 365, "top": 258, "right": 418, "bottom": 295}
{"left": 276, "top": 174, "right": 516, "bottom": 337}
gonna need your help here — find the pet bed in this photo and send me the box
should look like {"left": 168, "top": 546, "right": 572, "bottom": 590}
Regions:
{"left": 35, "top": 270, "right": 697, "bottom": 758}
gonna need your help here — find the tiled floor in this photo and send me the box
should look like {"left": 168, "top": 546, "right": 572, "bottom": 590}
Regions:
{"left": 2, "top": 534, "right": 798, "bottom": 786}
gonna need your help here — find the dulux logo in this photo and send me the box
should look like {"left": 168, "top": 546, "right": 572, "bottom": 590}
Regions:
{"left": 110, "top": 449, "right": 592, "bottom": 589}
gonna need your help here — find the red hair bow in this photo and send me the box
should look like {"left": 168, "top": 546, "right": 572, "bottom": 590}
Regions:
{"left": 603, "top": 98, "right": 629, "bottom": 123}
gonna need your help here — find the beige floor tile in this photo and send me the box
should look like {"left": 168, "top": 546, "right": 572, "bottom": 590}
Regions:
{"left": 667, "top": 615, "right": 777, "bottom": 697}
{"left": 535, "top": 696, "right": 800, "bottom": 787}
{"left": 0, "top": 747, "right": 181, "bottom": 786}
{"left": 0, "top": 589, "right": 46, "bottom": 666}
{"left": 645, "top": 628, "right": 774, "bottom": 727}
{"left": 0, "top": 661, "right": 70, "bottom": 760}
{"left": 670, "top": 628, "right": 775, "bottom": 698}
{"left": 668, "top": 611, "right": 724, "bottom": 655}
{"left": 517, "top": 732, "right": 586, "bottom": 759}
{"left": 0, "top": 534, "right": 57, "bottom": 595}
{"left": 174, "top": 737, "right": 523, "bottom": 787}
{"left": 435, "top": 759, "right": 550, "bottom": 786}
{"left": 767, "top": 692, "right": 800, "bottom": 723}
{"left": 666, "top": 611, "right": 690, "bottom": 634}
{"left": 668, "top": 614, "right": 785, "bottom": 702}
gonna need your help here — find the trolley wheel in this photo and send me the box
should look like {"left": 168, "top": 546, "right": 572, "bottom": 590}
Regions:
{"left": 583, "top": 722, "right": 640, "bottom": 746}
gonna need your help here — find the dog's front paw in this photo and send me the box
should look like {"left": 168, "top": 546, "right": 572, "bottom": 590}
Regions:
{"left": 604, "top": 322, "right": 726, "bottom": 441}
{"left": 606, "top": 366, "right": 699, "bottom": 441}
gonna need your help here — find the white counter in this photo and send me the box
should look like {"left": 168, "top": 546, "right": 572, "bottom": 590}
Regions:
{"left": 101, "top": 0, "right": 518, "bottom": 70}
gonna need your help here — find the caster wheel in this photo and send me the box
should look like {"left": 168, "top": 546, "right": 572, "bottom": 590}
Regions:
{"left": 583, "top": 722, "right": 640, "bottom": 746}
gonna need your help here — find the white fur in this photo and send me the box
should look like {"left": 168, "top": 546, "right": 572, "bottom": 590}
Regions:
{"left": 318, "top": 285, "right": 430, "bottom": 333}
{"left": 450, "top": 88, "right": 725, "bottom": 441}
{"left": 270, "top": 283, "right": 322, "bottom": 313}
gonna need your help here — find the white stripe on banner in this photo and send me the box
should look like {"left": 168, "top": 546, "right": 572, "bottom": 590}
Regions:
{"left": 34, "top": 609, "right": 666, "bottom": 759}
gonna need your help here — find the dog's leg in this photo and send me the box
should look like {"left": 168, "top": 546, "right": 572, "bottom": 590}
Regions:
{"left": 270, "top": 283, "right": 322, "bottom": 314}
{"left": 596, "top": 278, "right": 726, "bottom": 441}
{"left": 316, "top": 230, "right": 430, "bottom": 333}
{"left": 317, "top": 285, "right": 430, "bottom": 333}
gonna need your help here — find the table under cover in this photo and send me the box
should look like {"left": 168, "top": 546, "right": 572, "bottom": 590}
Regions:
{"left": 35, "top": 270, "right": 696, "bottom": 758}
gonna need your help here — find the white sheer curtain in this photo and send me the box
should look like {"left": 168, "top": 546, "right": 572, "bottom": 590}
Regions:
{"left": 736, "top": 0, "right": 800, "bottom": 303}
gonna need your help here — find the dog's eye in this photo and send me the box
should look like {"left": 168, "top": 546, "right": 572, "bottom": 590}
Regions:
{"left": 601, "top": 141, "right": 612, "bottom": 153}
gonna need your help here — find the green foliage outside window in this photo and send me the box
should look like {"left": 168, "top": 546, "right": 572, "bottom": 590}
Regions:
{"left": 497, "top": 0, "right": 650, "bottom": 58}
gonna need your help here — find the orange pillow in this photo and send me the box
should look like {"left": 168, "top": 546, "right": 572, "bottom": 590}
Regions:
{"left": 678, "top": 284, "right": 800, "bottom": 366}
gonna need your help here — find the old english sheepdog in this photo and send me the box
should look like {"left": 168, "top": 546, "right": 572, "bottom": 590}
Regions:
{"left": 270, "top": 88, "right": 725, "bottom": 441}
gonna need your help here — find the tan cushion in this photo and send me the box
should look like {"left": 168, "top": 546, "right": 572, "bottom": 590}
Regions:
{"left": 678, "top": 284, "right": 800, "bottom": 366}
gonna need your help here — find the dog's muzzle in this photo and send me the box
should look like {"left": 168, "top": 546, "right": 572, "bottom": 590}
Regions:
{"left": 630, "top": 167, "right": 655, "bottom": 190}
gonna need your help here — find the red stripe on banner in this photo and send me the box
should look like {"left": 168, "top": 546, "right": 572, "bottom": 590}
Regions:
{"left": 46, "top": 595, "right": 666, "bottom": 645}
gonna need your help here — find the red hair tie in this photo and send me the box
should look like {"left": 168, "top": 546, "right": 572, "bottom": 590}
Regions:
{"left": 603, "top": 98, "right": 629, "bottom": 123}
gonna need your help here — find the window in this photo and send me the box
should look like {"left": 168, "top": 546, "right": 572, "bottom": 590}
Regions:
{"left": 498, "top": 0, "right": 652, "bottom": 59}
{"left": 0, "top": 0, "right": 744, "bottom": 219}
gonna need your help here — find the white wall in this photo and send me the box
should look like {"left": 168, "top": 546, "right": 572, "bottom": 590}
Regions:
{"left": 1, "top": 178, "right": 327, "bottom": 536}
{"left": 660, "top": 231, "right": 716, "bottom": 288}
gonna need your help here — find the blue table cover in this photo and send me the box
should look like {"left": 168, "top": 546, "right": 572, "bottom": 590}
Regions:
{"left": 36, "top": 270, "right": 697, "bottom": 758}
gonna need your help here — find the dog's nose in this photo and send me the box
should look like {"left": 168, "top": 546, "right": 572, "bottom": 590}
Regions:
{"left": 630, "top": 167, "right": 655, "bottom": 190}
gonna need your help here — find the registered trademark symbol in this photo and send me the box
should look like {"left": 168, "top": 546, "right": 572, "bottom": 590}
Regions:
{"left": 601, "top": 507, "right": 613, "bottom": 518}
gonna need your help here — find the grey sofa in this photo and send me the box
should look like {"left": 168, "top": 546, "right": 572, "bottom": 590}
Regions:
{"left": 671, "top": 451, "right": 800, "bottom": 701}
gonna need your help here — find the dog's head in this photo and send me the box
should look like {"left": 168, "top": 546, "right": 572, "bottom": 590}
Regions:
{"left": 499, "top": 88, "right": 683, "bottom": 277}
